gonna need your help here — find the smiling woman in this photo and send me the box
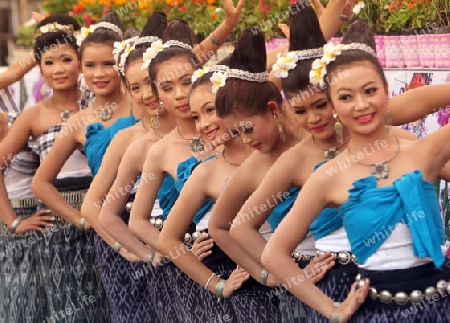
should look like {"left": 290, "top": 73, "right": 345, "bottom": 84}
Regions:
{"left": 30, "top": 11, "right": 141, "bottom": 323}
{"left": 0, "top": 14, "right": 110, "bottom": 322}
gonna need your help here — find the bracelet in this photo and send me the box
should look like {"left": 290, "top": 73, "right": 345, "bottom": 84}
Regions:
{"left": 329, "top": 301, "right": 341, "bottom": 323}
{"left": 260, "top": 269, "right": 269, "bottom": 286}
{"left": 146, "top": 250, "right": 156, "bottom": 266}
{"left": 209, "top": 33, "right": 223, "bottom": 46}
{"left": 113, "top": 242, "right": 122, "bottom": 254}
{"left": 340, "top": 14, "right": 353, "bottom": 21}
{"left": 205, "top": 272, "right": 216, "bottom": 289}
{"left": 215, "top": 278, "right": 226, "bottom": 298}
{"left": 9, "top": 218, "right": 22, "bottom": 233}
{"left": 78, "top": 217, "right": 86, "bottom": 230}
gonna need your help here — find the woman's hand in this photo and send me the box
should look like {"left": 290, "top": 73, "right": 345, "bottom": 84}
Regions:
{"left": 119, "top": 248, "right": 142, "bottom": 263}
{"left": 333, "top": 279, "right": 370, "bottom": 323}
{"left": 191, "top": 233, "right": 214, "bottom": 261}
{"left": 223, "top": 0, "right": 245, "bottom": 28}
{"left": 32, "top": 12, "right": 46, "bottom": 23}
{"left": 303, "top": 252, "right": 335, "bottom": 284}
{"left": 15, "top": 210, "right": 55, "bottom": 234}
{"left": 222, "top": 266, "right": 250, "bottom": 298}
{"left": 311, "top": 0, "right": 325, "bottom": 17}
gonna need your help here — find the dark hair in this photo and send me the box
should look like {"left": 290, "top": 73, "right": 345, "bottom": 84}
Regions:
{"left": 281, "top": 4, "right": 326, "bottom": 100}
{"left": 34, "top": 15, "right": 81, "bottom": 64}
{"left": 79, "top": 11, "right": 123, "bottom": 57}
{"left": 215, "top": 28, "right": 281, "bottom": 118}
{"left": 148, "top": 19, "right": 200, "bottom": 98}
{"left": 121, "top": 11, "right": 168, "bottom": 85}
{"left": 325, "top": 20, "right": 387, "bottom": 100}
{"left": 124, "top": 27, "right": 140, "bottom": 39}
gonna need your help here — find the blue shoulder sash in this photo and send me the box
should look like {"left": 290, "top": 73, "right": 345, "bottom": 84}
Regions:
{"left": 340, "top": 170, "right": 444, "bottom": 267}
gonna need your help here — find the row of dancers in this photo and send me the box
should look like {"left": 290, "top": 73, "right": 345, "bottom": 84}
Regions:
{"left": 1, "top": 0, "right": 450, "bottom": 322}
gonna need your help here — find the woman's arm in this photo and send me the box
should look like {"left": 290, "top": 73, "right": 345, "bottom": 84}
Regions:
{"left": 0, "top": 109, "right": 36, "bottom": 226}
{"left": 194, "top": 0, "right": 244, "bottom": 65}
{"left": 0, "top": 112, "right": 8, "bottom": 141}
{"left": 0, "top": 53, "right": 37, "bottom": 90}
{"left": 261, "top": 168, "right": 369, "bottom": 321}
{"left": 159, "top": 164, "right": 248, "bottom": 297}
{"left": 82, "top": 129, "right": 135, "bottom": 248}
{"left": 209, "top": 164, "right": 274, "bottom": 283}
{"left": 128, "top": 144, "right": 165, "bottom": 252}
{"left": 31, "top": 116, "right": 86, "bottom": 227}
{"left": 391, "top": 83, "right": 450, "bottom": 126}
{"left": 99, "top": 140, "right": 154, "bottom": 261}
{"left": 230, "top": 152, "right": 298, "bottom": 265}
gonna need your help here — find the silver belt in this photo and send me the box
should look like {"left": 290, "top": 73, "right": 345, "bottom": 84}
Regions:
{"left": 317, "top": 250, "right": 358, "bottom": 265}
{"left": 60, "top": 189, "right": 87, "bottom": 206}
{"left": 292, "top": 252, "right": 314, "bottom": 263}
{"left": 150, "top": 216, "right": 164, "bottom": 229}
{"left": 37, "top": 189, "right": 87, "bottom": 207}
{"left": 10, "top": 197, "right": 38, "bottom": 209}
{"left": 356, "top": 274, "right": 450, "bottom": 305}
{"left": 183, "top": 231, "right": 207, "bottom": 245}
{"left": 125, "top": 201, "right": 133, "bottom": 212}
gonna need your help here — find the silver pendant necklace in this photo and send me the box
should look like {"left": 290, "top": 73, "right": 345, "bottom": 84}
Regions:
{"left": 347, "top": 135, "right": 400, "bottom": 180}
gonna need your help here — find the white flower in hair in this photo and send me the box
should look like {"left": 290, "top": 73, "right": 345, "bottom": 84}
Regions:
{"left": 113, "top": 41, "right": 127, "bottom": 61}
{"left": 309, "top": 58, "right": 328, "bottom": 87}
{"left": 273, "top": 52, "right": 298, "bottom": 78}
{"left": 210, "top": 72, "right": 227, "bottom": 94}
{"left": 192, "top": 67, "right": 210, "bottom": 83}
{"left": 352, "top": 1, "right": 365, "bottom": 15}
{"left": 141, "top": 40, "right": 165, "bottom": 70}
{"left": 77, "top": 25, "right": 96, "bottom": 47}
{"left": 322, "top": 43, "right": 344, "bottom": 64}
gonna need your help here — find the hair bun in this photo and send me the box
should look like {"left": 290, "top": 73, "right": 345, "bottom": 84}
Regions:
{"left": 342, "top": 19, "right": 376, "bottom": 50}
{"left": 289, "top": 3, "right": 325, "bottom": 51}
{"left": 141, "top": 11, "right": 167, "bottom": 39}
{"left": 229, "top": 28, "right": 266, "bottom": 73}
{"left": 163, "top": 19, "right": 193, "bottom": 46}
{"left": 100, "top": 11, "right": 123, "bottom": 30}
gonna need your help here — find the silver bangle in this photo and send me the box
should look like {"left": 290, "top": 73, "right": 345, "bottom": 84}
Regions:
{"left": 261, "top": 269, "right": 269, "bottom": 286}
{"left": 209, "top": 33, "right": 223, "bottom": 46}
{"left": 329, "top": 301, "right": 341, "bottom": 323}
{"left": 78, "top": 217, "right": 86, "bottom": 230}
{"left": 340, "top": 14, "right": 353, "bottom": 21}
{"left": 146, "top": 250, "right": 156, "bottom": 266}
{"left": 9, "top": 218, "right": 22, "bottom": 233}
{"left": 205, "top": 272, "right": 216, "bottom": 289}
{"left": 215, "top": 278, "right": 226, "bottom": 298}
{"left": 113, "top": 242, "right": 122, "bottom": 254}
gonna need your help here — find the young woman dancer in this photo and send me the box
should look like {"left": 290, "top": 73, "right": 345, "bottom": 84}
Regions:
{"left": 78, "top": 12, "right": 174, "bottom": 322}
{"left": 31, "top": 12, "right": 137, "bottom": 321}
{"left": 0, "top": 15, "right": 108, "bottom": 321}
{"left": 97, "top": 18, "right": 228, "bottom": 322}
{"left": 231, "top": 8, "right": 450, "bottom": 323}
{"left": 262, "top": 20, "right": 450, "bottom": 323}
{"left": 158, "top": 33, "right": 282, "bottom": 322}
{"left": 207, "top": 23, "right": 335, "bottom": 323}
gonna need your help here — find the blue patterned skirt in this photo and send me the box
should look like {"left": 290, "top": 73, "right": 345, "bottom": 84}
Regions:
{"left": 309, "top": 261, "right": 359, "bottom": 323}
{"left": 36, "top": 183, "right": 109, "bottom": 323}
{"left": 205, "top": 244, "right": 282, "bottom": 323}
{"left": 0, "top": 205, "right": 47, "bottom": 323}
{"left": 94, "top": 194, "right": 157, "bottom": 323}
